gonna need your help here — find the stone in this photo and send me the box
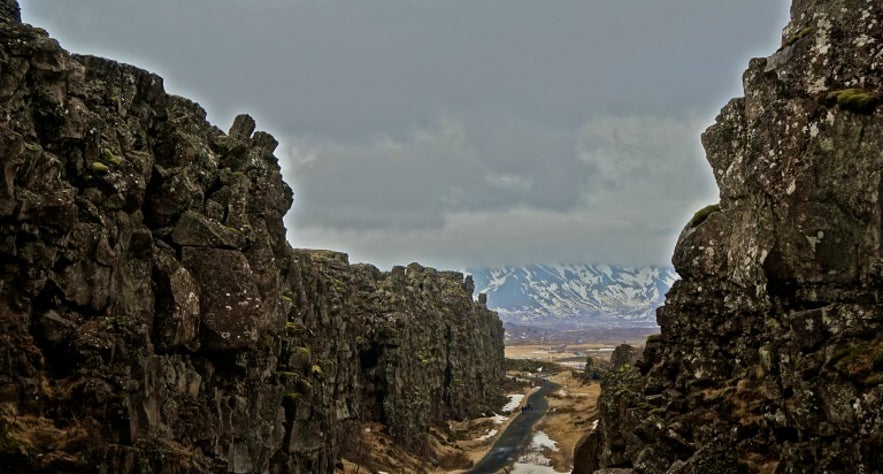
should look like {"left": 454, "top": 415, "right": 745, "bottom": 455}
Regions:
{"left": 171, "top": 209, "right": 245, "bottom": 249}
{"left": 1, "top": 0, "right": 19, "bottom": 22}
{"left": 153, "top": 249, "right": 201, "bottom": 351}
{"left": 228, "top": 114, "right": 256, "bottom": 140}
{"left": 181, "top": 247, "right": 266, "bottom": 352}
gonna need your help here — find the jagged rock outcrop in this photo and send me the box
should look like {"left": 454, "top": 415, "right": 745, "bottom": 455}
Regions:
{"left": 577, "top": 1, "right": 883, "bottom": 472}
{"left": 287, "top": 251, "right": 504, "bottom": 457}
{"left": 0, "top": 4, "right": 504, "bottom": 473}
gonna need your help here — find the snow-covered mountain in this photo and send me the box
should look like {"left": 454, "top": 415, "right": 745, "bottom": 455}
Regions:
{"left": 468, "top": 264, "right": 678, "bottom": 327}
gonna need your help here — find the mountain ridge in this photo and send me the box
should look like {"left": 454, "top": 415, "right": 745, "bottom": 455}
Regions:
{"left": 469, "top": 263, "right": 678, "bottom": 327}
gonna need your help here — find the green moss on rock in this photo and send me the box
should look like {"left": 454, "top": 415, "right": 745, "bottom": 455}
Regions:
{"left": 90, "top": 161, "right": 110, "bottom": 175}
{"left": 310, "top": 365, "right": 323, "bottom": 377}
{"left": 785, "top": 27, "right": 813, "bottom": 47}
{"left": 826, "top": 88, "right": 879, "bottom": 114}
{"left": 830, "top": 339, "right": 883, "bottom": 385}
{"left": 689, "top": 204, "right": 721, "bottom": 228}
{"left": 100, "top": 148, "right": 124, "bottom": 166}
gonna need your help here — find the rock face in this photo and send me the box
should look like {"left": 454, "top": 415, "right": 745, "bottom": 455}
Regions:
{"left": 577, "top": 1, "right": 883, "bottom": 472}
{"left": 288, "top": 252, "right": 504, "bottom": 456}
{"left": 0, "top": 5, "right": 503, "bottom": 473}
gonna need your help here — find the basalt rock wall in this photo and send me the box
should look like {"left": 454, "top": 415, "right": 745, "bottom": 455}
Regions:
{"left": 0, "top": 5, "right": 504, "bottom": 473}
{"left": 288, "top": 251, "right": 504, "bottom": 455}
{"left": 577, "top": 0, "right": 883, "bottom": 472}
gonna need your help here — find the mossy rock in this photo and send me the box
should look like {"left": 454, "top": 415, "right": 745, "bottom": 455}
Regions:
{"left": 284, "top": 321, "right": 302, "bottom": 331}
{"left": 100, "top": 148, "right": 124, "bottom": 166}
{"left": 825, "top": 88, "right": 879, "bottom": 114}
{"left": 90, "top": 161, "right": 110, "bottom": 175}
{"left": 258, "top": 335, "right": 278, "bottom": 352}
{"left": 829, "top": 339, "right": 883, "bottom": 385}
{"left": 310, "top": 364, "right": 323, "bottom": 377}
{"left": 784, "top": 27, "right": 813, "bottom": 47}
{"left": 223, "top": 225, "right": 245, "bottom": 236}
{"left": 689, "top": 204, "right": 720, "bottom": 228}
{"left": 23, "top": 142, "right": 43, "bottom": 153}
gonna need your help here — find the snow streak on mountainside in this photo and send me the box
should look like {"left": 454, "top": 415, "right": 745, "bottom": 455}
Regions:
{"left": 469, "top": 264, "right": 678, "bottom": 327}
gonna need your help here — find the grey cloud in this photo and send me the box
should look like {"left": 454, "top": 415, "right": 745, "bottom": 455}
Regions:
{"left": 293, "top": 206, "right": 689, "bottom": 270}
{"left": 22, "top": 0, "right": 789, "bottom": 135}
{"left": 283, "top": 115, "right": 592, "bottom": 231}
{"left": 576, "top": 115, "right": 715, "bottom": 200}
{"left": 21, "top": 0, "right": 791, "bottom": 267}
{"left": 287, "top": 113, "right": 719, "bottom": 268}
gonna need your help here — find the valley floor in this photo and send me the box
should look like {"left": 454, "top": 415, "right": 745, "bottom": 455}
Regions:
{"left": 337, "top": 364, "right": 600, "bottom": 473}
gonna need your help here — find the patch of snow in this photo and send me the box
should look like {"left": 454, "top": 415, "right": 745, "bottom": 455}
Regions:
{"left": 517, "top": 451, "right": 553, "bottom": 467}
{"left": 491, "top": 414, "right": 507, "bottom": 424}
{"left": 529, "top": 431, "right": 559, "bottom": 452}
{"left": 502, "top": 394, "right": 524, "bottom": 413}
{"left": 512, "top": 462, "right": 552, "bottom": 472}
{"left": 511, "top": 462, "right": 567, "bottom": 474}
{"left": 511, "top": 432, "right": 570, "bottom": 473}
{"left": 598, "top": 264, "right": 613, "bottom": 278}
{"left": 476, "top": 429, "right": 498, "bottom": 441}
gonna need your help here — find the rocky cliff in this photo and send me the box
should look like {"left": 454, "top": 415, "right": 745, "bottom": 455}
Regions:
{"left": 577, "top": 0, "right": 883, "bottom": 472}
{"left": 0, "top": 3, "right": 504, "bottom": 472}
{"left": 286, "top": 251, "right": 504, "bottom": 461}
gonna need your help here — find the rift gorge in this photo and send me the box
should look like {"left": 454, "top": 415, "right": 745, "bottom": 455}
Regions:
{"left": 3, "top": 0, "right": 883, "bottom": 472}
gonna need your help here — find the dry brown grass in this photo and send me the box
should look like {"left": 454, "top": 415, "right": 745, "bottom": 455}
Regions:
{"left": 338, "top": 422, "right": 441, "bottom": 473}
{"left": 534, "top": 372, "right": 601, "bottom": 471}
{"left": 337, "top": 418, "right": 511, "bottom": 474}
{"left": 0, "top": 402, "right": 95, "bottom": 469}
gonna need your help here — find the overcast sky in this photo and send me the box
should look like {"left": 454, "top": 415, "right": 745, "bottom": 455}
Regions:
{"left": 21, "top": 0, "right": 791, "bottom": 270}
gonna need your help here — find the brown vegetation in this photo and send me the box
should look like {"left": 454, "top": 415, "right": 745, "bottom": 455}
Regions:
{"left": 535, "top": 372, "right": 601, "bottom": 471}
